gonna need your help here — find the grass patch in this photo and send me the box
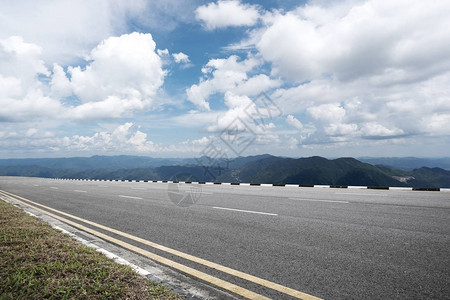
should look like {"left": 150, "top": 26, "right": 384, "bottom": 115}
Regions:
{"left": 0, "top": 200, "right": 182, "bottom": 300}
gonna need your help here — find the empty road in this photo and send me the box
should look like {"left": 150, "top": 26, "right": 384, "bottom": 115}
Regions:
{"left": 1, "top": 176, "right": 449, "bottom": 299}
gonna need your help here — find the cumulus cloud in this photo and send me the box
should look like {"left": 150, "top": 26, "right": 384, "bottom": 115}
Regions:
{"left": 182, "top": 136, "right": 211, "bottom": 146}
{"left": 68, "top": 33, "right": 164, "bottom": 102}
{"left": 307, "top": 103, "right": 346, "bottom": 123}
{"left": 223, "top": 92, "right": 252, "bottom": 109}
{"left": 0, "top": 122, "right": 218, "bottom": 157}
{"left": 233, "top": 74, "right": 281, "bottom": 96}
{"left": 50, "top": 63, "right": 72, "bottom": 98}
{"left": 196, "top": 0, "right": 260, "bottom": 30}
{"left": 243, "top": 0, "right": 450, "bottom": 150}
{"left": 186, "top": 55, "right": 280, "bottom": 110}
{"left": 64, "top": 122, "right": 159, "bottom": 152}
{"left": 1, "top": 32, "right": 166, "bottom": 123}
{"left": 286, "top": 115, "right": 303, "bottom": 130}
{"left": 0, "top": 36, "right": 49, "bottom": 80}
{"left": 50, "top": 33, "right": 166, "bottom": 119}
{"left": 0, "top": 36, "right": 63, "bottom": 121}
{"left": 206, "top": 107, "right": 248, "bottom": 132}
{"left": 257, "top": 0, "right": 450, "bottom": 83}
{"left": 172, "top": 52, "right": 190, "bottom": 63}
{"left": 60, "top": 123, "right": 160, "bottom": 153}
{"left": 185, "top": 54, "right": 283, "bottom": 144}
{"left": 157, "top": 48, "right": 169, "bottom": 56}
{"left": 2, "top": 0, "right": 450, "bottom": 157}
{"left": 278, "top": 69, "right": 450, "bottom": 143}
{"left": 359, "top": 123, "right": 404, "bottom": 139}
{"left": 0, "top": 0, "right": 132, "bottom": 65}
{"left": 324, "top": 123, "right": 358, "bottom": 137}
{"left": 0, "top": 0, "right": 199, "bottom": 65}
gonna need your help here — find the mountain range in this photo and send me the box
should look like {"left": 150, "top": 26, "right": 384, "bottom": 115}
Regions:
{"left": 0, "top": 155, "right": 449, "bottom": 188}
{"left": 358, "top": 157, "right": 450, "bottom": 171}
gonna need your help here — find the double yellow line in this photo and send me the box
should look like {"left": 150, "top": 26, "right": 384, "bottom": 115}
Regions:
{"left": 0, "top": 189, "right": 322, "bottom": 300}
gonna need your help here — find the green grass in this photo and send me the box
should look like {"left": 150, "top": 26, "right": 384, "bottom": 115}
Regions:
{"left": 0, "top": 200, "right": 182, "bottom": 300}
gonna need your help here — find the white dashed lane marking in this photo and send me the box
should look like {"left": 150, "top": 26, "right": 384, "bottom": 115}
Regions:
{"left": 118, "top": 195, "right": 143, "bottom": 200}
{"left": 213, "top": 206, "right": 278, "bottom": 216}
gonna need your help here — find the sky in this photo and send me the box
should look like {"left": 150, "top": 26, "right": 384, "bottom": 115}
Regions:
{"left": 1, "top": 0, "right": 450, "bottom": 159}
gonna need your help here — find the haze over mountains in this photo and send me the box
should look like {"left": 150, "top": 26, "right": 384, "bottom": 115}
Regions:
{"left": 0, "top": 155, "right": 449, "bottom": 188}
{"left": 359, "top": 157, "right": 450, "bottom": 171}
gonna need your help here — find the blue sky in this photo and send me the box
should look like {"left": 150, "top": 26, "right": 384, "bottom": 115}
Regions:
{"left": 1, "top": 0, "right": 450, "bottom": 159}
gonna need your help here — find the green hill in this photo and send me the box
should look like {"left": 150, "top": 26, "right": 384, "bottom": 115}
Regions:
{"left": 217, "top": 156, "right": 406, "bottom": 186}
{"left": 1, "top": 155, "right": 449, "bottom": 188}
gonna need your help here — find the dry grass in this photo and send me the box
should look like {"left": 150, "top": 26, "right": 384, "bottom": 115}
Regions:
{"left": 0, "top": 200, "right": 182, "bottom": 300}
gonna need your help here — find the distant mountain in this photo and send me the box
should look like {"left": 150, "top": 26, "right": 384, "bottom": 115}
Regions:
{"left": 1, "top": 155, "right": 449, "bottom": 187}
{"left": 359, "top": 157, "right": 450, "bottom": 171}
{"left": 216, "top": 156, "right": 408, "bottom": 186}
{"left": 408, "top": 167, "right": 450, "bottom": 188}
{"left": 0, "top": 165, "right": 56, "bottom": 178}
{"left": 0, "top": 155, "right": 186, "bottom": 171}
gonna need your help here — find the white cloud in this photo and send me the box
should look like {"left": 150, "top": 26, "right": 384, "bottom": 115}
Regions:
{"left": 69, "top": 33, "right": 164, "bottom": 102}
{"left": 206, "top": 107, "right": 249, "bottom": 132}
{"left": 2, "top": 0, "right": 450, "bottom": 158}
{"left": 62, "top": 33, "right": 165, "bottom": 119}
{"left": 286, "top": 137, "right": 299, "bottom": 150}
{"left": 196, "top": 0, "right": 260, "bottom": 30}
{"left": 50, "top": 63, "right": 72, "bottom": 98}
{"left": 286, "top": 115, "right": 303, "bottom": 130}
{"left": 157, "top": 48, "right": 169, "bottom": 56}
{"left": 261, "top": 0, "right": 450, "bottom": 148}
{"left": 301, "top": 96, "right": 410, "bottom": 141}
{"left": 26, "top": 128, "right": 38, "bottom": 137}
{"left": 359, "top": 122, "right": 404, "bottom": 138}
{"left": 69, "top": 96, "right": 146, "bottom": 120}
{"left": 0, "top": 74, "right": 22, "bottom": 100}
{"left": 0, "top": 0, "right": 199, "bottom": 65}
{"left": 186, "top": 54, "right": 283, "bottom": 138}
{"left": 256, "top": 0, "right": 450, "bottom": 83}
{"left": 172, "top": 52, "right": 190, "bottom": 63}
{"left": 0, "top": 122, "right": 215, "bottom": 157}
{"left": 233, "top": 74, "right": 281, "bottom": 97}
{"left": 0, "top": 1, "right": 132, "bottom": 65}
{"left": 63, "top": 123, "right": 160, "bottom": 153}
{"left": 157, "top": 48, "right": 174, "bottom": 66}
{"left": 186, "top": 55, "right": 280, "bottom": 110}
{"left": 186, "top": 55, "right": 257, "bottom": 110}
{"left": 425, "top": 114, "right": 450, "bottom": 136}
{"left": 223, "top": 92, "right": 252, "bottom": 109}
{"left": 0, "top": 36, "right": 49, "bottom": 81}
{"left": 324, "top": 123, "right": 358, "bottom": 137}
{"left": 186, "top": 55, "right": 283, "bottom": 137}
{"left": 307, "top": 103, "right": 346, "bottom": 122}
{"left": 1, "top": 33, "right": 166, "bottom": 122}
{"left": 182, "top": 136, "right": 211, "bottom": 146}
{"left": 0, "top": 36, "right": 63, "bottom": 121}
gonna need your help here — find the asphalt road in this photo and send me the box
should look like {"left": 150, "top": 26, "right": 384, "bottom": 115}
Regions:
{"left": 1, "top": 176, "right": 449, "bottom": 299}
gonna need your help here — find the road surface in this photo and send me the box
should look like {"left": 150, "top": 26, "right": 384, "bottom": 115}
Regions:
{"left": 1, "top": 176, "right": 449, "bottom": 299}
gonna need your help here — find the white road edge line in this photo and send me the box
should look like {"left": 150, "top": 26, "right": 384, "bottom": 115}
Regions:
{"left": 52, "top": 226, "right": 151, "bottom": 277}
{"left": 25, "top": 211, "right": 37, "bottom": 217}
{"left": 213, "top": 206, "right": 278, "bottom": 216}
{"left": 288, "top": 198, "right": 350, "bottom": 204}
{"left": 336, "top": 193, "right": 387, "bottom": 197}
{"left": 118, "top": 195, "right": 143, "bottom": 200}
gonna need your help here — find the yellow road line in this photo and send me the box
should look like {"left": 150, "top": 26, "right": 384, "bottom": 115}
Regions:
{"left": 0, "top": 189, "right": 322, "bottom": 300}
{"left": 0, "top": 190, "right": 269, "bottom": 300}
